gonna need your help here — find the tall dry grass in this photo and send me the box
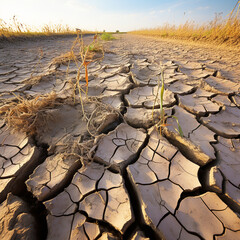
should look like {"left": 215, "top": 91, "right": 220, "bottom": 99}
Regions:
{"left": 130, "top": 1, "right": 240, "bottom": 47}
{"left": 0, "top": 16, "right": 93, "bottom": 39}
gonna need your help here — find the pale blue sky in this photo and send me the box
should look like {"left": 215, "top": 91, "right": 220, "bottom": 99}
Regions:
{"left": 0, "top": 0, "right": 237, "bottom": 31}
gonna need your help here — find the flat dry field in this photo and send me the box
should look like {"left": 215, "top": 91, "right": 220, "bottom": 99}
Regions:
{"left": 0, "top": 34, "right": 240, "bottom": 240}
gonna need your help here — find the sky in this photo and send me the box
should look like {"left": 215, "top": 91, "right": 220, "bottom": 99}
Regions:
{"left": 0, "top": 0, "right": 238, "bottom": 32}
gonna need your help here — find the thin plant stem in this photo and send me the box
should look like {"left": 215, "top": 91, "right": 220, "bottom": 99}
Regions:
{"left": 159, "top": 68, "right": 165, "bottom": 124}
{"left": 152, "top": 73, "right": 161, "bottom": 118}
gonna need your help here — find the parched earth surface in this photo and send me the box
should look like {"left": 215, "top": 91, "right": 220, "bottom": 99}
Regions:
{"left": 0, "top": 34, "right": 240, "bottom": 240}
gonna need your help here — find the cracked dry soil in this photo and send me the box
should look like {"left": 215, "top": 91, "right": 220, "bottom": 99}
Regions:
{"left": 0, "top": 34, "right": 240, "bottom": 240}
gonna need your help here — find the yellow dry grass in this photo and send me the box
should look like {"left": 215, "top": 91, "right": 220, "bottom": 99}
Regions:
{"left": 0, "top": 16, "right": 95, "bottom": 39}
{"left": 130, "top": 1, "right": 240, "bottom": 48}
{"left": 0, "top": 92, "right": 58, "bottom": 135}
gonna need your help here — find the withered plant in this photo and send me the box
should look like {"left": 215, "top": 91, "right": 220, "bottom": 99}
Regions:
{"left": 67, "top": 31, "right": 104, "bottom": 119}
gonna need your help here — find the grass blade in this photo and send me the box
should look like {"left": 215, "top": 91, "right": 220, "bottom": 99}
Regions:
{"left": 171, "top": 116, "right": 184, "bottom": 137}
{"left": 160, "top": 69, "right": 165, "bottom": 122}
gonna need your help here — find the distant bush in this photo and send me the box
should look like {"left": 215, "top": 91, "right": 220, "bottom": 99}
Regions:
{"left": 101, "top": 32, "right": 115, "bottom": 41}
{"left": 116, "top": 30, "right": 119, "bottom": 33}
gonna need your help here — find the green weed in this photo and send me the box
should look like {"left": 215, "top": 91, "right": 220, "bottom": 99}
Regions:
{"left": 101, "top": 32, "right": 115, "bottom": 41}
{"left": 152, "top": 67, "right": 183, "bottom": 137}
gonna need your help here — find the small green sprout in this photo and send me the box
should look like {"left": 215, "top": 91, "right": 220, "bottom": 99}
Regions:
{"left": 152, "top": 67, "right": 183, "bottom": 137}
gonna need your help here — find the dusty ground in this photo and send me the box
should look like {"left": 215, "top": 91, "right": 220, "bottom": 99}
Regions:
{"left": 0, "top": 34, "right": 240, "bottom": 240}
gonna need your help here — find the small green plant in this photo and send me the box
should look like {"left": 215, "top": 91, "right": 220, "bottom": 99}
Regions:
{"left": 85, "top": 43, "right": 100, "bottom": 52}
{"left": 101, "top": 32, "right": 115, "bottom": 41}
{"left": 152, "top": 68, "right": 183, "bottom": 137}
{"left": 83, "top": 35, "right": 102, "bottom": 53}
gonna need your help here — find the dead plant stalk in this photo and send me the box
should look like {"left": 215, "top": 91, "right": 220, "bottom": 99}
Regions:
{"left": 66, "top": 32, "right": 104, "bottom": 121}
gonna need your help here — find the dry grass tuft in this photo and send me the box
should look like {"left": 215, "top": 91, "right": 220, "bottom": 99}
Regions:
{"left": 51, "top": 51, "right": 81, "bottom": 66}
{"left": 130, "top": 1, "right": 240, "bottom": 48}
{"left": 0, "top": 92, "right": 59, "bottom": 135}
